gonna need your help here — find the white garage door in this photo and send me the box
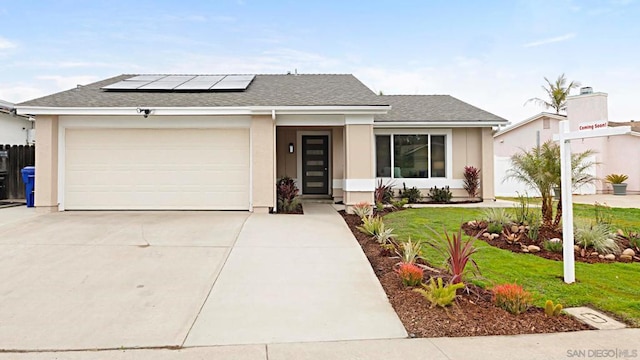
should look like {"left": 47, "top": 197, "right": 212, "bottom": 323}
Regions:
{"left": 64, "top": 128, "right": 250, "bottom": 210}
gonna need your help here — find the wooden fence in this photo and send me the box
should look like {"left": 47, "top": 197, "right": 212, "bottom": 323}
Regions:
{"left": 0, "top": 144, "right": 35, "bottom": 200}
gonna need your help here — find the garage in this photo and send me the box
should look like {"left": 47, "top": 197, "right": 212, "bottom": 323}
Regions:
{"left": 63, "top": 128, "right": 250, "bottom": 210}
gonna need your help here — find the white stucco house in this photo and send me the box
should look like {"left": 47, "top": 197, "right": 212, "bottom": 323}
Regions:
{"left": 0, "top": 99, "right": 34, "bottom": 145}
{"left": 494, "top": 88, "right": 640, "bottom": 196}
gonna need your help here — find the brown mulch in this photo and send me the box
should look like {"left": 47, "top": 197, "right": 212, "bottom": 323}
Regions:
{"left": 340, "top": 211, "right": 591, "bottom": 337}
{"left": 461, "top": 222, "right": 640, "bottom": 264}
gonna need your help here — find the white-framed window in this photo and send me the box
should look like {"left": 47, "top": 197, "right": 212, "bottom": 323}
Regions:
{"left": 374, "top": 129, "right": 451, "bottom": 179}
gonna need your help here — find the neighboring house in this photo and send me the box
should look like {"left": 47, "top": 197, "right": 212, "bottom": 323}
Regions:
{"left": 16, "top": 73, "right": 506, "bottom": 212}
{"left": 0, "top": 99, "right": 34, "bottom": 145}
{"left": 494, "top": 88, "right": 639, "bottom": 196}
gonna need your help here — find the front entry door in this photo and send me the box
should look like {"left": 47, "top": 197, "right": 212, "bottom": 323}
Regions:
{"left": 301, "top": 135, "right": 329, "bottom": 195}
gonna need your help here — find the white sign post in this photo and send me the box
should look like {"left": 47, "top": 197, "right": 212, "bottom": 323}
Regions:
{"left": 554, "top": 120, "right": 631, "bottom": 283}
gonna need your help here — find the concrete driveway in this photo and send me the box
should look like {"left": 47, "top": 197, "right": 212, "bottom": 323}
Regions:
{"left": 0, "top": 204, "right": 405, "bottom": 351}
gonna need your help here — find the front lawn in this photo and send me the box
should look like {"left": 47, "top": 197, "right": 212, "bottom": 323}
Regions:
{"left": 383, "top": 205, "right": 640, "bottom": 326}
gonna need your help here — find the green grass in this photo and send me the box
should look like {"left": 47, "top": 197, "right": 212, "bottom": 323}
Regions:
{"left": 384, "top": 205, "right": 640, "bottom": 326}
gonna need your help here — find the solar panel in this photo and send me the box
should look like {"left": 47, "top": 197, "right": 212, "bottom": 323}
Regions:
{"left": 102, "top": 74, "right": 255, "bottom": 91}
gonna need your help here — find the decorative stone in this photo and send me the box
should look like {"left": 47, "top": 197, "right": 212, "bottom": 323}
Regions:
{"left": 574, "top": 245, "right": 581, "bottom": 252}
{"left": 528, "top": 245, "right": 541, "bottom": 253}
{"left": 590, "top": 252, "right": 599, "bottom": 257}
{"left": 491, "top": 234, "right": 500, "bottom": 240}
{"left": 604, "top": 254, "right": 616, "bottom": 260}
{"left": 598, "top": 255, "right": 605, "bottom": 259}
{"left": 550, "top": 238, "right": 561, "bottom": 243}
{"left": 483, "top": 232, "right": 491, "bottom": 238}
{"left": 522, "top": 248, "right": 530, "bottom": 253}
{"left": 622, "top": 248, "right": 636, "bottom": 257}
{"left": 620, "top": 254, "right": 633, "bottom": 262}
{"left": 511, "top": 225, "right": 519, "bottom": 233}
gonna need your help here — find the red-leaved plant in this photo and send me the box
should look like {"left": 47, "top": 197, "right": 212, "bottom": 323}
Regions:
{"left": 276, "top": 177, "right": 300, "bottom": 213}
{"left": 463, "top": 166, "right": 481, "bottom": 198}
{"left": 395, "top": 262, "right": 424, "bottom": 286}
{"left": 427, "top": 226, "right": 480, "bottom": 284}
{"left": 492, "top": 283, "right": 533, "bottom": 315}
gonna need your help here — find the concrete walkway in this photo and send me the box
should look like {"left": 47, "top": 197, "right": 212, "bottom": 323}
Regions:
{"left": 1, "top": 329, "right": 637, "bottom": 359}
{"left": 184, "top": 203, "right": 406, "bottom": 345}
{"left": 573, "top": 194, "right": 640, "bottom": 208}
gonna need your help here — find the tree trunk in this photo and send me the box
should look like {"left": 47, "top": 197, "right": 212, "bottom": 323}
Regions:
{"left": 553, "top": 199, "right": 562, "bottom": 228}
{"left": 541, "top": 195, "right": 553, "bottom": 226}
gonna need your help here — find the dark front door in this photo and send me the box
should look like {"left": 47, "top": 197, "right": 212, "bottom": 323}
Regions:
{"left": 301, "top": 135, "right": 329, "bottom": 195}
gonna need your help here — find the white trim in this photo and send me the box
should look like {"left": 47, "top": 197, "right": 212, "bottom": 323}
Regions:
{"left": 296, "top": 130, "right": 332, "bottom": 195}
{"left": 345, "top": 114, "right": 374, "bottom": 125}
{"left": 374, "top": 128, "right": 453, "bottom": 180}
{"left": 494, "top": 112, "right": 565, "bottom": 138}
{"left": 374, "top": 121, "right": 505, "bottom": 128}
{"left": 332, "top": 179, "right": 344, "bottom": 189}
{"left": 18, "top": 105, "right": 390, "bottom": 116}
{"left": 378, "top": 178, "right": 465, "bottom": 189}
{"left": 343, "top": 179, "right": 376, "bottom": 192}
{"left": 276, "top": 115, "right": 345, "bottom": 126}
{"left": 58, "top": 115, "right": 251, "bottom": 128}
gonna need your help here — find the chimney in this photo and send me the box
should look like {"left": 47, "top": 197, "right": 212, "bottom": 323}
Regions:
{"left": 580, "top": 86, "right": 593, "bottom": 95}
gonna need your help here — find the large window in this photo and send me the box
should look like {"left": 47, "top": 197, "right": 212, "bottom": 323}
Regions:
{"left": 375, "top": 134, "right": 447, "bottom": 178}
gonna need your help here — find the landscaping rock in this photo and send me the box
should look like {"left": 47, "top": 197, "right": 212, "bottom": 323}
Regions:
{"left": 511, "top": 225, "right": 519, "bottom": 233}
{"left": 550, "top": 238, "right": 561, "bottom": 243}
{"left": 574, "top": 245, "right": 581, "bottom": 252}
{"left": 622, "top": 248, "right": 636, "bottom": 257}
{"left": 604, "top": 254, "right": 616, "bottom": 260}
{"left": 599, "top": 255, "right": 605, "bottom": 259}
{"left": 590, "top": 252, "right": 599, "bottom": 257}
{"left": 483, "top": 232, "right": 491, "bottom": 238}
{"left": 491, "top": 233, "right": 500, "bottom": 240}
{"left": 620, "top": 254, "right": 633, "bottom": 262}
{"left": 522, "top": 248, "right": 530, "bottom": 253}
{"left": 528, "top": 245, "right": 541, "bottom": 253}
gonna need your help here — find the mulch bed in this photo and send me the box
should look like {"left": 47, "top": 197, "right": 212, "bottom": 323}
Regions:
{"left": 461, "top": 222, "right": 640, "bottom": 264}
{"left": 341, "top": 211, "right": 592, "bottom": 337}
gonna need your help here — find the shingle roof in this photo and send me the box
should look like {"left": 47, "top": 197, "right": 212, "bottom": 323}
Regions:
{"left": 18, "top": 74, "right": 388, "bottom": 107}
{"left": 373, "top": 95, "right": 507, "bottom": 123}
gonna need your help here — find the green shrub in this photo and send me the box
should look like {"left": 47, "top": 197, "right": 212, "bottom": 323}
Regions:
{"left": 399, "top": 183, "right": 422, "bottom": 203}
{"left": 486, "top": 222, "right": 503, "bottom": 235}
{"left": 512, "top": 192, "right": 532, "bottom": 224}
{"left": 374, "top": 227, "right": 396, "bottom": 246}
{"left": 395, "top": 237, "right": 423, "bottom": 264}
{"left": 493, "top": 283, "right": 533, "bottom": 315}
{"left": 594, "top": 202, "right": 613, "bottom": 225}
{"left": 429, "top": 186, "right": 452, "bottom": 203}
{"left": 357, "top": 216, "right": 384, "bottom": 237}
{"left": 391, "top": 198, "right": 408, "bottom": 209}
{"left": 414, "top": 277, "right": 464, "bottom": 308}
{"left": 542, "top": 239, "right": 563, "bottom": 253}
{"left": 525, "top": 212, "right": 541, "bottom": 241}
{"left": 482, "top": 207, "right": 513, "bottom": 226}
{"left": 574, "top": 222, "right": 620, "bottom": 255}
{"left": 375, "top": 201, "right": 385, "bottom": 212}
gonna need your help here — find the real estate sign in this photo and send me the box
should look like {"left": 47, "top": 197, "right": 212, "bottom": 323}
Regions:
{"left": 578, "top": 120, "right": 608, "bottom": 131}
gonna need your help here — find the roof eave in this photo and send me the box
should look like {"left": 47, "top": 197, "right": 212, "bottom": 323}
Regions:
{"left": 16, "top": 105, "right": 391, "bottom": 117}
{"left": 374, "top": 120, "right": 507, "bottom": 128}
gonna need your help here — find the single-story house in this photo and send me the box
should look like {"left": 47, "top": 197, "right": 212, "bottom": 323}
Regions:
{"left": 494, "top": 88, "right": 639, "bottom": 196}
{"left": 0, "top": 99, "right": 34, "bottom": 145}
{"left": 16, "top": 73, "right": 507, "bottom": 212}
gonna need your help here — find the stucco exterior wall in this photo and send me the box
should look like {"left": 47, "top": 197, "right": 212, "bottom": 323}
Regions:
{"left": 494, "top": 116, "right": 561, "bottom": 158}
{"left": 601, "top": 134, "right": 640, "bottom": 194}
{"left": 34, "top": 115, "right": 58, "bottom": 211}
{"left": 343, "top": 124, "right": 374, "bottom": 207}
{"left": 251, "top": 115, "right": 275, "bottom": 212}
{"left": 0, "top": 112, "right": 32, "bottom": 145}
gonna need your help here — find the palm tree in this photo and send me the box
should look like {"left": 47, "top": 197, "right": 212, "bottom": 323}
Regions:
{"left": 505, "top": 141, "right": 596, "bottom": 228}
{"left": 525, "top": 74, "right": 581, "bottom": 114}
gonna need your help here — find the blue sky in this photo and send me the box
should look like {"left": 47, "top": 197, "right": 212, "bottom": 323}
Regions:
{"left": 0, "top": 0, "right": 638, "bottom": 122}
